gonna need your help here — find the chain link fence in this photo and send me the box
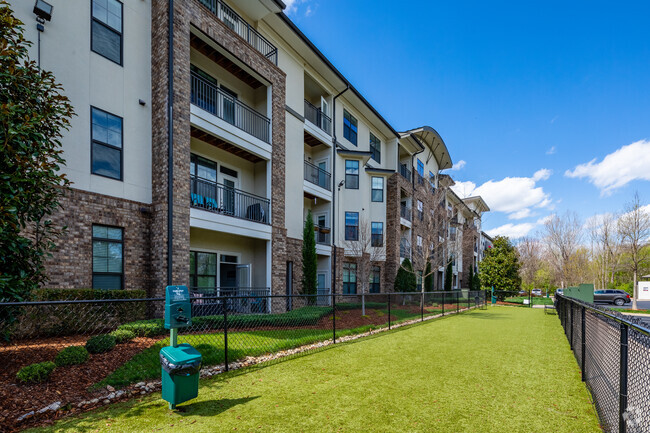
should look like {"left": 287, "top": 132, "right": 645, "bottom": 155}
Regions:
{"left": 556, "top": 294, "right": 650, "bottom": 433}
{"left": 0, "top": 290, "right": 485, "bottom": 430}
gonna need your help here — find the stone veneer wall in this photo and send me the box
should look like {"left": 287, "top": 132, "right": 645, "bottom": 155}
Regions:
{"left": 150, "top": 0, "right": 287, "bottom": 296}
{"left": 285, "top": 237, "right": 303, "bottom": 294}
{"left": 385, "top": 172, "right": 414, "bottom": 291}
{"left": 42, "top": 188, "right": 152, "bottom": 292}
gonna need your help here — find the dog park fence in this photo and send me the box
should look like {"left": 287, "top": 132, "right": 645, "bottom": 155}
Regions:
{"left": 0, "top": 290, "right": 485, "bottom": 429}
{"left": 556, "top": 294, "right": 650, "bottom": 433}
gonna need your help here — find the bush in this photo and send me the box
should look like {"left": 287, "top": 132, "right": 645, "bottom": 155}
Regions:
{"left": 16, "top": 361, "right": 56, "bottom": 383}
{"left": 55, "top": 345, "right": 89, "bottom": 366}
{"left": 117, "top": 319, "right": 166, "bottom": 337}
{"left": 394, "top": 259, "right": 416, "bottom": 292}
{"left": 86, "top": 334, "right": 116, "bottom": 354}
{"left": 110, "top": 329, "right": 136, "bottom": 344}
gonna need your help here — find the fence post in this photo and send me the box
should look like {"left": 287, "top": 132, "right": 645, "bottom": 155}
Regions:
{"left": 224, "top": 296, "right": 229, "bottom": 372}
{"left": 619, "top": 322, "right": 629, "bottom": 433}
{"left": 570, "top": 303, "right": 574, "bottom": 350}
{"left": 442, "top": 292, "right": 445, "bottom": 316}
{"left": 581, "top": 305, "right": 586, "bottom": 382}
{"left": 332, "top": 290, "right": 336, "bottom": 344}
{"left": 388, "top": 293, "right": 391, "bottom": 330}
{"left": 456, "top": 291, "right": 459, "bottom": 314}
{"left": 467, "top": 292, "right": 470, "bottom": 310}
{"left": 421, "top": 292, "right": 424, "bottom": 321}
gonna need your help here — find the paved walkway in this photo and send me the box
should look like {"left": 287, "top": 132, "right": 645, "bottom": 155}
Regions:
{"left": 29, "top": 307, "right": 600, "bottom": 433}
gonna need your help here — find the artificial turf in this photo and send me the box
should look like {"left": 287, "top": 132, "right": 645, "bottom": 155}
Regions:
{"left": 27, "top": 307, "right": 601, "bottom": 433}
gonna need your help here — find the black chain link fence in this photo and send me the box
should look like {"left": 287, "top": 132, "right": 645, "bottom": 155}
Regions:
{"left": 0, "top": 290, "right": 485, "bottom": 430}
{"left": 556, "top": 294, "right": 650, "bottom": 433}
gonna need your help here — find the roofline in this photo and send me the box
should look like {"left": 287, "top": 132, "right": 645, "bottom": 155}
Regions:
{"left": 402, "top": 126, "right": 453, "bottom": 170}
{"left": 271, "top": 0, "right": 286, "bottom": 9}
{"left": 481, "top": 231, "right": 494, "bottom": 242}
{"left": 276, "top": 12, "right": 400, "bottom": 138}
{"left": 463, "top": 195, "right": 491, "bottom": 212}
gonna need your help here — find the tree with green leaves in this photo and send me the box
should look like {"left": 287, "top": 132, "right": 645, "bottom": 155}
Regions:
{"left": 444, "top": 262, "right": 453, "bottom": 291}
{"left": 0, "top": 3, "right": 74, "bottom": 302}
{"left": 302, "top": 210, "right": 317, "bottom": 298}
{"left": 394, "top": 258, "right": 416, "bottom": 292}
{"left": 479, "top": 236, "right": 522, "bottom": 292}
{"left": 424, "top": 261, "right": 433, "bottom": 292}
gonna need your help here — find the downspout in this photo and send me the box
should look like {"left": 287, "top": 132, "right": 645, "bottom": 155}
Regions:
{"left": 167, "top": 0, "right": 174, "bottom": 286}
{"left": 331, "top": 85, "right": 349, "bottom": 298}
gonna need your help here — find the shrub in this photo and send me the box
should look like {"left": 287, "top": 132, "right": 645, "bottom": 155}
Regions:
{"left": 394, "top": 258, "right": 416, "bottom": 292}
{"left": 110, "top": 329, "right": 136, "bottom": 344}
{"left": 86, "top": 334, "right": 116, "bottom": 354}
{"left": 55, "top": 346, "right": 89, "bottom": 366}
{"left": 117, "top": 319, "right": 166, "bottom": 337}
{"left": 16, "top": 361, "right": 56, "bottom": 383}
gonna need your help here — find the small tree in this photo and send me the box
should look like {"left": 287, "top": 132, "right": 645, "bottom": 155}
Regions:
{"left": 468, "top": 265, "right": 474, "bottom": 291}
{"left": 424, "top": 261, "right": 434, "bottom": 292}
{"left": 472, "top": 269, "right": 481, "bottom": 291}
{"left": 0, "top": 4, "right": 74, "bottom": 302}
{"left": 618, "top": 193, "right": 650, "bottom": 310}
{"left": 302, "top": 210, "right": 317, "bottom": 299}
{"left": 479, "top": 236, "right": 522, "bottom": 292}
{"left": 394, "top": 258, "right": 416, "bottom": 292}
{"left": 344, "top": 218, "right": 385, "bottom": 315}
{"left": 444, "top": 261, "right": 453, "bottom": 291}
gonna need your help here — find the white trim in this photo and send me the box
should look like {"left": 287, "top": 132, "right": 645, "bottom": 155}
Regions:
{"left": 190, "top": 207, "right": 272, "bottom": 240}
{"left": 304, "top": 120, "right": 332, "bottom": 145}
{"left": 303, "top": 179, "right": 332, "bottom": 202}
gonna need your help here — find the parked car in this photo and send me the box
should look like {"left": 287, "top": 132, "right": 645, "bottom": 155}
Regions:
{"left": 532, "top": 289, "right": 542, "bottom": 296}
{"left": 555, "top": 289, "right": 564, "bottom": 296}
{"left": 594, "top": 289, "right": 631, "bottom": 306}
{"left": 518, "top": 290, "right": 527, "bottom": 296}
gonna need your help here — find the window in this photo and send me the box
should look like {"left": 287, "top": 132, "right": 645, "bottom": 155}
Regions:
{"left": 429, "top": 171, "right": 436, "bottom": 189}
{"left": 417, "top": 159, "right": 424, "bottom": 176}
{"left": 369, "top": 132, "right": 381, "bottom": 163}
{"left": 91, "top": 0, "right": 123, "bottom": 65}
{"left": 92, "top": 225, "right": 123, "bottom": 290}
{"left": 91, "top": 107, "right": 123, "bottom": 180}
{"left": 345, "top": 212, "right": 359, "bottom": 241}
{"left": 371, "top": 177, "right": 383, "bottom": 202}
{"left": 417, "top": 235, "right": 423, "bottom": 247}
{"left": 371, "top": 222, "right": 383, "bottom": 247}
{"left": 343, "top": 262, "right": 357, "bottom": 294}
{"left": 190, "top": 251, "right": 217, "bottom": 289}
{"left": 417, "top": 200, "right": 423, "bottom": 221}
{"left": 370, "top": 266, "right": 380, "bottom": 293}
{"left": 343, "top": 109, "right": 358, "bottom": 145}
{"left": 345, "top": 160, "right": 359, "bottom": 189}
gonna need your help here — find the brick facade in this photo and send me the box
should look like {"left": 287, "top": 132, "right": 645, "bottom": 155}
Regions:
{"left": 285, "top": 237, "right": 303, "bottom": 294}
{"left": 42, "top": 189, "right": 152, "bottom": 292}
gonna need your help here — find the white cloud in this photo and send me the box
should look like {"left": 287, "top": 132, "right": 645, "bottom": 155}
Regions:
{"left": 284, "top": 0, "right": 313, "bottom": 16}
{"left": 546, "top": 146, "right": 556, "bottom": 155}
{"left": 550, "top": 115, "right": 559, "bottom": 124}
{"left": 486, "top": 216, "right": 550, "bottom": 240}
{"left": 449, "top": 160, "right": 466, "bottom": 171}
{"left": 565, "top": 140, "right": 650, "bottom": 195}
{"left": 451, "top": 169, "right": 553, "bottom": 220}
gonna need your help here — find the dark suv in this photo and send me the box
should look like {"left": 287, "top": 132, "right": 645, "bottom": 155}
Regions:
{"left": 593, "top": 289, "right": 631, "bottom": 306}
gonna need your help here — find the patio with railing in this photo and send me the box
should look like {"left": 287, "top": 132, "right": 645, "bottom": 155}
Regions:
{"left": 400, "top": 238, "right": 411, "bottom": 258}
{"left": 399, "top": 163, "right": 412, "bottom": 182}
{"left": 304, "top": 160, "right": 331, "bottom": 191}
{"left": 400, "top": 203, "right": 412, "bottom": 222}
{"left": 314, "top": 225, "right": 331, "bottom": 245}
{"left": 190, "top": 176, "right": 270, "bottom": 224}
{"left": 304, "top": 99, "right": 332, "bottom": 135}
{"left": 197, "top": 0, "right": 278, "bottom": 64}
{"left": 190, "top": 72, "right": 270, "bottom": 143}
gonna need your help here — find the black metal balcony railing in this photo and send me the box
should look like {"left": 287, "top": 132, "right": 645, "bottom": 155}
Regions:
{"left": 314, "top": 225, "right": 331, "bottom": 245}
{"left": 198, "top": 0, "right": 278, "bottom": 65}
{"left": 304, "top": 160, "right": 331, "bottom": 191}
{"left": 399, "top": 163, "right": 412, "bottom": 182}
{"left": 191, "top": 72, "right": 270, "bottom": 143}
{"left": 415, "top": 172, "right": 425, "bottom": 186}
{"left": 400, "top": 238, "right": 411, "bottom": 258}
{"left": 400, "top": 203, "right": 411, "bottom": 222}
{"left": 190, "top": 176, "right": 270, "bottom": 225}
{"left": 304, "top": 100, "right": 332, "bottom": 135}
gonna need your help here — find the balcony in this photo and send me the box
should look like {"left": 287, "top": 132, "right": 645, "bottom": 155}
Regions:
{"left": 399, "top": 164, "right": 412, "bottom": 182}
{"left": 191, "top": 72, "right": 270, "bottom": 143}
{"left": 314, "top": 225, "right": 331, "bottom": 245}
{"left": 190, "top": 176, "right": 270, "bottom": 225}
{"left": 400, "top": 238, "right": 411, "bottom": 258}
{"left": 198, "top": 0, "right": 278, "bottom": 65}
{"left": 304, "top": 100, "right": 331, "bottom": 135}
{"left": 304, "top": 160, "right": 331, "bottom": 191}
{"left": 400, "top": 203, "right": 412, "bottom": 222}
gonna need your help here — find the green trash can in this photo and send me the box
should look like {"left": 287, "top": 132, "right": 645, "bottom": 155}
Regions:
{"left": 160, "top": 343, "right": 202, "bottom": 409}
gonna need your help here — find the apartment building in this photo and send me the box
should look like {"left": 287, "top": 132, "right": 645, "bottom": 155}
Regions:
{"left": 13, "top": 0, "right": 488, "bottom": 300}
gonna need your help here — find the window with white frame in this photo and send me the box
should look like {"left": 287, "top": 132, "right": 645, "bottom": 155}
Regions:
{"left": 371, "top": 177, "right": 383, "bottom": 202}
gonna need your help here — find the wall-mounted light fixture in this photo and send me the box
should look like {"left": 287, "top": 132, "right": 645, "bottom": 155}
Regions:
{"left": 33, "top": 0, "right": 53, "bottom": 23}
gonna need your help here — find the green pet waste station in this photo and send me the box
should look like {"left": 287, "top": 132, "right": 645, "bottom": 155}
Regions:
{"left": 160, "top": 285, "right": 202, "bottom": 409}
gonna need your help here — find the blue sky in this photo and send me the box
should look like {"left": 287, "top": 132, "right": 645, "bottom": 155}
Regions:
{"left": 286, "top": 0, "right": 650, "bottom": 238}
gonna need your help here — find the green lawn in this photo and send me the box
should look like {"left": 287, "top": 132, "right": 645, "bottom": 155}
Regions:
{"left": 612, "top": 307, "right": 650, "bottom": 315}
{"left": 28, "top": 307, "right": 600, "bottom": 433}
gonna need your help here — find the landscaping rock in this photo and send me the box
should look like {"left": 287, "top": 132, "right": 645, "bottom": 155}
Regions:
{"left": 37, "top": 402, "right": 61, "bottom": 414}
{"left": 106, "top": 385, "right": 115, "bottom": 392}
{"left": 17, "top": 411, "right": 34, "bottom": 422}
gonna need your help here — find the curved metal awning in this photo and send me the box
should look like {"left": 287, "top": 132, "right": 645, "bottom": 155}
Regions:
{"left": 402, "top": 126, "right": 453, "bottom": 170}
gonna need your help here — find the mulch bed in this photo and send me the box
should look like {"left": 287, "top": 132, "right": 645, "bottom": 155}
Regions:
{"left": 0, "top": 336, "right": 159, "bottom": 433}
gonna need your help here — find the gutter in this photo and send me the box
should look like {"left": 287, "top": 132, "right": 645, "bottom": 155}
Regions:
{"left": 167, "top": 0, "right": 174, "bottom": 285}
